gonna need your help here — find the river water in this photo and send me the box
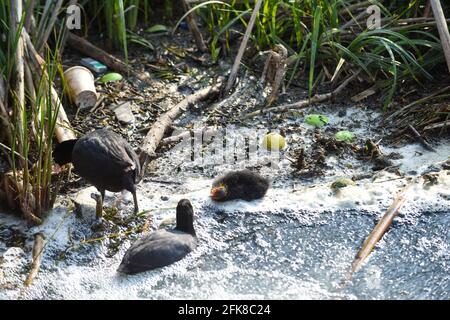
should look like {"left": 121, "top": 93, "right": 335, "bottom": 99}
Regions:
{"left": 1, "top": 106, "right": 449, "bottom": 300}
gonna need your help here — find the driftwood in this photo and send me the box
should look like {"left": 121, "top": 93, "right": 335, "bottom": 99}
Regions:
{"left": 24, "top": 30, "right": 76, "bottom": 142}
{"left": 430, "top": 0, "right": 450, "bottom": 73}
{"left": 244, "top": 71, "right": 359, "bottom": 118}
{"left": 24, "top": 232, "right": 45, "bottom": 287}
{"left": 225, "top": 0, "right": 264, "bottom": 93}
{"left": 139, "top": 78, "right": 224, "bottom": 175}
{"left": 181, "top": 0, "right": 208, "bottom": 53}
{"left": 66, "top": 32, "right": 130, "bottom": 74}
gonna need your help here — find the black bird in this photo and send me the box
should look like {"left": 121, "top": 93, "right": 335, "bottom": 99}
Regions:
{"left": 117, "top": 199, "right": 197, "bottom": 274}
{"left": 210, "top": 169, "right": 269, "bottom": 202}
{"left": 53, "top": 128, "right": 141, "bottom": 214}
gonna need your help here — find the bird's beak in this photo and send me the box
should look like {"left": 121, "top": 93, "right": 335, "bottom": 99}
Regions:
{"left": 210, "top": 185, "right": 227, "bottom": 201}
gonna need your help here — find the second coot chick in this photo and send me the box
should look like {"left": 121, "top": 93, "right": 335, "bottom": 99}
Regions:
{"left": 210, "top": 169, "right": 269, "bottom": 202}
{"left": 53, "top": 128, "right": 141, "bottom": 213}
{"left": 117, "top": 199, "right": 197, "bottom": 274}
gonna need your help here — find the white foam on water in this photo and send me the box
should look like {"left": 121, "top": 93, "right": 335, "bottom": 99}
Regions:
{"left": 1, "top": 106, "right": 449, "bottom": 300}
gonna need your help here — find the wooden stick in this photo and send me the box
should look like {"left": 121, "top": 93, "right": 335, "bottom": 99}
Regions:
{"left": 408, "top": 124, "right": 437, "bottom": 152}
{"left": 244, "top": 71, "right": 359, "bottom": 118}
{"left": 225, "top": 0, "right": 264, "bottom": 93}
{"left": 66, "top": 32, "right": 130, "bottom": 74}
{"left": 430, "top": 0, "right": 450, "bottom": 73}
{"left": 139, "top": 78, "right": 224, "bottom": 174}
{"left": 340, "top": 183, "right": 412, "bottom": 288}
{"left": 181, "top": 0, "right": 208, "bottom": 53}
{"left": 24, "top": 232, "right": 45, "bottom": 287}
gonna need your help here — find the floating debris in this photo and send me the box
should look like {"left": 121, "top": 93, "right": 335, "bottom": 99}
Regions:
{"left": 100, "top": 72, "right": 123, "bottom": 84}
{"left": 335, "top": 130, "right": 355, "bottom": 143}
{"left": 262, "top": 132, "right": 286, "bottom": 151}
{"left": 305, "top": 114, "right": 329, "bottom": 128}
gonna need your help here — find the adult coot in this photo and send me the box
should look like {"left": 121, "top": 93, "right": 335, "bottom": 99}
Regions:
{"left": 117, "top": 199, "right": 197, "bottom": 274}
{"left": 210, "top": 169, "right": 269, "bottom": 202}
{"left": 53, "top": 128, "right": 141, "bottom": 214}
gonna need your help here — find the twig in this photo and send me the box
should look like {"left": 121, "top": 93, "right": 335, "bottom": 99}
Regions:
{"left": 225, "top": 0, "right": 264, "bottom": 93}
{"left": 430, "top": 0, "right": 450, "bottom": 73}
{"left": 181, "top": 0, "right": 208, "bottom": 53}
{"left": 424, "top": 120, "right": 450, "bottom": 131}
{"left": 24, "top": 232, "right": 45, "bottom": 287}
{"left": 139, "top": 78, "right": 224, "bottom": 176}
{"left": 408, "top": 124, "right": 437, "bottom": 152}
{"left": 244, "top": 71, "right": 359, "bottom": 118}
{"left": 340, "top": 182, "right": 412, "bottom": 288}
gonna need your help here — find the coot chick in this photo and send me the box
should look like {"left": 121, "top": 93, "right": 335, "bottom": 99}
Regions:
{"left": 53, "top": 128, "right": 141, "bottom": 214}
{"left": 117, "top": 199, "right": 197, "bottom": 274}
{"left": 210, "top": 169, "right": 269, "bottom": 202}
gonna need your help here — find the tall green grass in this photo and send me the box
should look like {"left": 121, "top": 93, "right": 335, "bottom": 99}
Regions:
{"left": 187, "top": 0, "right": 446, "bottom": 107}
{"left": 0, "top": 1, "right": 66, "bottom": 224}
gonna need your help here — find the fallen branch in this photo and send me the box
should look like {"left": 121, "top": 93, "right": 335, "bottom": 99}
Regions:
{"left": 408, "top": 124, "right": 437, "bottom": 152}
{"left": 225, "top": 0, "right": 264, "bottom": 93}
{"left": 341, "top": 183, "right": 412, "bottom": 287}
{"left": 24, "top": 232, "right": 45, "bottom": 287}
{"left": 139, "top": 77, "right": 224, "bottom": 175}
{"left": 66, "top": 32, "right": 130, "bottom": 74}
{"left": 244, "top": 71, "right": 359, "bottom": 118}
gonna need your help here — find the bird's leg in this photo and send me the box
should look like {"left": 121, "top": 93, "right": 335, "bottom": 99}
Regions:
{"left": 132, "top": 190, "right": 139, "bottom": 214}
{"left": 98, "top": 190, "right": 105, "bottom": 219}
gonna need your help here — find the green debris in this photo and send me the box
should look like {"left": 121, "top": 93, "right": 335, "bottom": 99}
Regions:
{"left": 305, "top": 114, "right": 329, "bottom": 128}
{"left": 146, "top": 24, "right": 169, "bottom": 33}
{"left": 331, "top": 178, "right": 356, "bottom": 190}
{"left": 100, "top": 72, "right": 123, "bottom": 83}
{"left": 335, "top": 130, "right": 356, "bottom": 143}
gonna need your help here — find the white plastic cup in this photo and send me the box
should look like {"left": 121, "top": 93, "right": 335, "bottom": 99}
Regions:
{"left": 64, "top": 66, "right": 98, "bottom": 109}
